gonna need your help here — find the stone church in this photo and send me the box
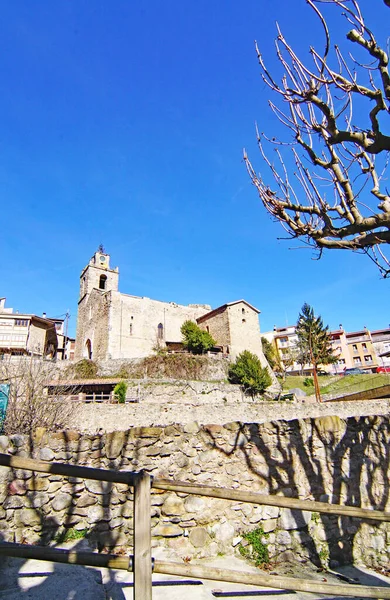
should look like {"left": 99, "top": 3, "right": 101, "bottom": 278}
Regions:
{"left": 74, "top": 249, "right": 269, "bottom": 367}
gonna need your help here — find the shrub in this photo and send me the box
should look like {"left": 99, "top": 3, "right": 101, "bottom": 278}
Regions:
{"left": 72, "top": 359, "right": 98, "bottom": 379}
{"left": 303, "top": 377, "right": 314, "bottom": 387}
{"left": 239, "top": 526, "right": 269, "bottom": 567}
{"left": 181, "top": 321, "right": 216, "bottom": 355}
{"left": 228, "top": 350, "right": 272, "bottom": 397}
{"left": 113, "top": 381, "right": 127, "bottom": 403}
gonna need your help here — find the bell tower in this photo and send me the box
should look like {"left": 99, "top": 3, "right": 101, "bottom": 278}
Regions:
{"left": 79, "top": 246, "right": 119, "bottom": 301}
{"left": 74, "top": 247, "right": 119, "bottom": 361}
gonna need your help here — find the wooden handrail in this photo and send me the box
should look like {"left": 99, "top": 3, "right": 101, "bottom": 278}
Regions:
{"left": 153, "top": 560, "right": 390, "bottom": 598}
{"left": 0, "top": 543, "right": 389, "bottom": 598}
{"left": 0, "top": 453, "right": 136, "bottom": 486}
{"left": 1, "top": 453, "right": 389, "bottom": 521}
{"left": 153, "top": 477, "right": 390, "bottom": 522}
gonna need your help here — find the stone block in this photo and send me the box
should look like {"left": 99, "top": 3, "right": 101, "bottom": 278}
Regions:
{"left": 26, "top": 478, "right": 49, "bottom": 492}
{"left": 279, "top": 509, "right": 311, "bottom": 530}
{"left": 152, "top": 524, "right": 183, "bottom": 537}
{"left": 3, "top": 496, "right": 25, "bottom": 509}
{"left": 213, "top": 522, "right": 235, "bottom": 542}
{"left": 276, "top": 530, "right": 292, "bottom": 546}
{"left": 10, "top": 434, "right": 25, "bottom": 448}
{"left": 77, "top": 493, "right": 97, "bottom": 508}
{"left": 52, "top": 493, "right": 73, "bottom": 512}
{"left": 105, "top": 431, "right": 126, "bottom": 459}
{"left": 85, "top": 480, "right": 112, "bottom": 495}
{"left": 38, "top": 447, "right": 55, "bottom": 461}
{"left": 262, "top": 519, "right": 277, "bottom": 533}
{"left": 184, "top": 496, "right": 205, "bottom": 513}
{"left": 183, "top": 422, "right": 200, "bottom": 434}
{"left": 162, "top": 494, "right": 185, "bottom": 516}
{"left": 0, "top": 436, "right": 9, "bottom": 451}
{"left": 87, "top": 505, "right": 110, "bottom": 524}
{"left": 19, "top": 508, "right": 42, "bottom": 526}
{"left": 189, "top": 527, "right": 210, "bottom": 548}
{"left": 8, "top": 480, "right": 27, "bottom": 495}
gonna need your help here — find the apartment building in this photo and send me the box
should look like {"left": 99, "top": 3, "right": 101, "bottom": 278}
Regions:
{"left": 371, "top": 328, "right": 390, "bottom": 369}
{"left": 264, "top": 323, "right": 387, "bottom": 374}
{"left": 0, "top": 298, "right": 58, "bottom": 358}
{"left": 345, "top": 329, "right": 378, "bottom": 372}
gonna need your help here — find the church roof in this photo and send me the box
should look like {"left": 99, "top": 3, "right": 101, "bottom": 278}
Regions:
{"left": 197, "top": 299, "right": 260, "bottom": 323}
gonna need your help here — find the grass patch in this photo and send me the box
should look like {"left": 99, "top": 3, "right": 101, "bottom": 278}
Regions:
{"left": 54, "top": 528, "right": 88, "bottom": 543}
{"left": 239, "top": 527, "right": 269, "bottom": 567}
{"left": 281, "top": 373, "right": 389, "bottom": 397}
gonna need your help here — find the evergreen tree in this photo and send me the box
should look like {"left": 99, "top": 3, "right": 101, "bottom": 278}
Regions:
{"left": 296, "top": 303, "right": 336, "bottom": 402}
{"left": 228, "top": 350, "right": 272, "bottom": 397}
{"left": 261, "top": 337, "right": 276, "bottom": 370}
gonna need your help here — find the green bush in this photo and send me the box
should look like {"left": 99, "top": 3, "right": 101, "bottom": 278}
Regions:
{"left": 72, "top": 359, "right": 98, "bottom": 379}
{"left": 228, "top": 350, "right": 272, "bottom": 397}
{"left": 181, "top": 320, "right": 216, "bottom": 355}
{"left": 113, "top": 381, "right": 127, "bottom": 403}
{"left": 239, "top": 526, "right": 269, "bottom": 567}
{"left": 303, "top": 377, "right": 314, "bottom": 387}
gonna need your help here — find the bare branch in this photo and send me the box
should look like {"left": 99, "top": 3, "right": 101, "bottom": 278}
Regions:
{"left": 246, "top": 0, "right": 390, "bottom": 276}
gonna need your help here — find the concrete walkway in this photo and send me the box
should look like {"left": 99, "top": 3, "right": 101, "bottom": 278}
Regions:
{"left": 1, "top": 542, "right": 390, "bottom": 600}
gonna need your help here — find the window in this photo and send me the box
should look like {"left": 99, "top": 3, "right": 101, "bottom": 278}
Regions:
{"left": 337, "top": 358, "right": 346, "bottom": 365}
{"left": 129, "top": 323, "right": 133, "bottom": 335}
{"left": 99, "top": 274, "right": 107, "bottom": 290}
{"left": 242, "top": 319, "right": 246, "bottom": 324}
{"left": 242, "top": 308, "right": 245, "bottom": 314}
{"left": 352, "top": 344, "right": 358, "bottom": 352}
{"left": 15, "top": 319, "right": 28, "bottom": 327}
{"left": 362, "top": 343, "right": 367, "bottom": 350}
{"left": 364, "top": 355, "right": 372, "bottom": 362}
{"left": 354, "top": 357, "right": 362, "bottom": 364}
{"left": 157, "top": 323, "right": 164, "bottom": 340}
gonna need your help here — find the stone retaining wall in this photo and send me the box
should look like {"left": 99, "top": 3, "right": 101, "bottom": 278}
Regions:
{"left": 1, "top": 415, "right": 389, "bottom": 569}
{"left": 71, "top": 397, "right": 390, "bottom": 433}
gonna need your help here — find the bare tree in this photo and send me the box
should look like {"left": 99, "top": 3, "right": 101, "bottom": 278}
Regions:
{"left": 0, "top": 356, "right": 74, "bottom": 435}
{"left": 244, "top": 0, "right": 390, "bottom": 276}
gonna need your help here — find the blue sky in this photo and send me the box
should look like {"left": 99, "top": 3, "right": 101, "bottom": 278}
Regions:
{"left": 1, "top": 0, "right": 389, "bottom": 338}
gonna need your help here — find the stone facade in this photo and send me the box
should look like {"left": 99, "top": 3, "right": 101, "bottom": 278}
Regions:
{"left": 1, "top": 416, "right": 389, "bottom": 569}
{"left": 74, "top": 251, "right": 270, "bottom": 370}
{"left": 197, "top": 301, "right": 264, "bottom": 359}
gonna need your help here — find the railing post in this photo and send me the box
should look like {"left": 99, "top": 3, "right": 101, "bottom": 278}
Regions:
{"left": 133, "top": 470, "right": 152, "bottom": 600}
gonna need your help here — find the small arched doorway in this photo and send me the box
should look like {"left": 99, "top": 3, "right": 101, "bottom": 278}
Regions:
{"left": 84, "top": 339, "right": 92, "bottom": 360}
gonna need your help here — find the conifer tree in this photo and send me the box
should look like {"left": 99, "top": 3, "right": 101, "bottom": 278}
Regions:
{"left": 296, "top": 303, "right": 336, "bottom": 402}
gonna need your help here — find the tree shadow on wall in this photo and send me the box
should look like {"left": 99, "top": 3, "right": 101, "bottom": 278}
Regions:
{"left": 203, "top": 415, "right": 390, "bottom": 588}
{"left": 1, "top": 428, "right": 139, "bottom": 599}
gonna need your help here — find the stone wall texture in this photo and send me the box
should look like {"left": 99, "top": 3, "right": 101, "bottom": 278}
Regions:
{"left": 1, "top": 415, "right": 390, "bottom": 569}
{"left": 70, "top": 396, "right": 390, "bottom": 433}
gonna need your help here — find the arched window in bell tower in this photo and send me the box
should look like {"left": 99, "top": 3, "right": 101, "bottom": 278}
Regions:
{"left": 99, "top": 274, "right": 107, "bottom": 290}
{"left": 157, "top": 323, "right": 164, "bottom": 340}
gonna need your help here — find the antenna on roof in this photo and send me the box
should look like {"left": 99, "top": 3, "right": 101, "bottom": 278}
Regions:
{"left": 98, "top": 243, "right": 105, "bottom": 254}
